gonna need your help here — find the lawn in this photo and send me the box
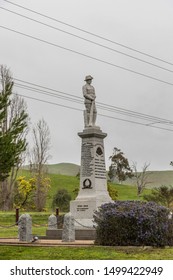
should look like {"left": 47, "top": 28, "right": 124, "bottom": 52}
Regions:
{"left": 0, "top": 173, "right": 165, "bottom": 261}
{"left": 0, "top": 211, "right": 53, "bottom": 237}
{"left": 0, "top": 245, "right": 173, "bottom": 260}
{"left": 0, "top": 174, "right": 151, "bottom": 239}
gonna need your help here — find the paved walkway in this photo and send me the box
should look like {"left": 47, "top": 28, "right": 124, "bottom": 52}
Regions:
{"left": 0, "top": 238, "right": 95, "bottom": 247}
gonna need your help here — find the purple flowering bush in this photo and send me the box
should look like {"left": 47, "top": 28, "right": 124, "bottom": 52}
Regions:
{"left": 93, "top": 201, "right": 173, "bottom": 246}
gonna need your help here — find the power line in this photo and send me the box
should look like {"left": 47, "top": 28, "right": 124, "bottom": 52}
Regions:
{"left": 15, "top": 93, "right": 82, "bottom": 113}
{"left": 1, "top": 25, "right": 173, "bottom": 87}
{"left": 12, "top": 78, "right": 173, "bottom": 130}
{"left": 3, "top": 0, "right": 173, "bottom": 67}
{"left": 15, "top": 83, "right": 83, "bottom": 105}
{"left": 14, "top": 81, "right": 173, "bottom": 126}
{"left": 13, "top": 78, "right": 173, "bottom": 125}
{"left": 14, "top": 78, "right": 83, "bottom": 101}
{"left": 15, "top": 92, "right": 173, "bottom": 133}
{"left": 1, "top": 6, "right": 173, "bottom": 74}
{"left": 13, "top": 78, "right": 173, "bottom": 123}
{"left": 3, "top": 76, "right": 173, "bottom": 127}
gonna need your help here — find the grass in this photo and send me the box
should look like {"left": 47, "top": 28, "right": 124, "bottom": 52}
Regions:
{"left": 114, "top": 184, "right": 151, "bottom": 200}
{"left": 18, "top": 169, "right": 152, "bottom": 209}
{"left": 0, "top": 211, "right": 52, "bottom": 237}
{"left": 18, "top": 170, "right": 79, "bottom": 209}
{"left": 22, "top": 163, "right": 80, "bottom": 176}
{"left": 0, "top": 175, "right": 152, "bottom": 238}
{"left": 0, "top": 210, "right": 65, "bottom": 238}
{"left": 0, "top": 171, "right": 171, "bottom": 260}
{"left": 125, "top": 170, "right": 173, "bottom": 188}
{"left": 0, "top": 245, "right": 173, "bottom": 260}
{"left": 45, "top": 163, "right": 80, "bottom": 176}
{"left": 0, "top": 226, "right": 47, "bottom": 238}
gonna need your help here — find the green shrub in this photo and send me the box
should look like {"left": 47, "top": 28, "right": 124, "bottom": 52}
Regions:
{"left": 93, "top": 201, "right": 173, "bottom": 247}
{"left": 143, "top": 185, "right": 173, "bottom": 209}
{"left": 52, "top": 189, "right": 71, "bottom": 212}
{"left": 107, "top": 183, "right": 118, "bottom": 200}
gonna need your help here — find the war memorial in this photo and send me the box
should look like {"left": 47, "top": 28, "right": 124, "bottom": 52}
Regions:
{"left": 70, "top": 75, "right": 112, "bottom": 228}
{"left": 47, "top": 75, "right": 112, "bottom": 240}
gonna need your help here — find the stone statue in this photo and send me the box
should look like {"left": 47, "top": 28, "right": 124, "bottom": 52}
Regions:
{"left": 82, "top": 75, "right": 97, "bottom": 127}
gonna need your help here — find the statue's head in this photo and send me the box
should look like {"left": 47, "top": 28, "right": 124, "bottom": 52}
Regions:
{"left": 84, "top": 75, "right": 93, "bottom": 81}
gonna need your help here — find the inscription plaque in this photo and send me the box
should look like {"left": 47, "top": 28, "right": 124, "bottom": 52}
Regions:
{"left": 81, "top": 142, "right": 94, "bottom": 177}
{"left": 95, "top": 146, "right": 106, "bottom": 179}
{"left": 77, "top": 204, "right": 89, "bottom": 212}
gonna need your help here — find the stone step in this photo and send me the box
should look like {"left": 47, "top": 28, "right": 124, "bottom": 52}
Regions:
{"left": 46, "top": 229, "right": 96, "bottom": 240}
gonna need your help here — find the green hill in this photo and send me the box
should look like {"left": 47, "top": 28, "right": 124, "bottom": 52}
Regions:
{"left": 46, "top": 165, "right": 173, "bottom": 187}
{"left": 123, "top": 170, "right": 173, "bottom": 188}
{"left": 18, "top": 169, "right": 150, "bottom": 210}
{"left": 19, "top": 164, "right": 173, "bottom": 211}
{"left": 23, "top": 162, "right": 173, "bottom": 187}
{"left": 23, "top": 162, "right": 80, "bottom": 176}
{"left": 45, "top": 163, "right": 80, "bottom": 176}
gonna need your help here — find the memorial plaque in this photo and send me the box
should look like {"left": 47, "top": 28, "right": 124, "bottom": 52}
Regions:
{"left": 81, "top": 142, "right": 94, "bottom": 177}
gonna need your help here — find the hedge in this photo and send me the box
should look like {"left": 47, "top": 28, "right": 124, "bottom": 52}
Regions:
{"left": 93, "top": 201, "right": 173, "bottom": 247}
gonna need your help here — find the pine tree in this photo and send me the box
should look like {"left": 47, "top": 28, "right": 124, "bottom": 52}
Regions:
{"left": 0, "top": 65, "right": 28, "bottom": 209}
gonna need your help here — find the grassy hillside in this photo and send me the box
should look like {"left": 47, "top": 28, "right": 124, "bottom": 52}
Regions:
{"left": 45, "top": 163, "right": 80, "bottom": 176}
{"left": 18, "top": 163, "right": 173, "bottom": 210}
{"left": 115, "top": 184, "right": 151, "bottom": 200}
{"left": 18, "top": 169, "right": 79, "bottom": 210}
{"left": 45, "top": 164, "right": 173, "bottom": 187}
{"left": 23, "top": 163, "right": 80, "bottom": 176}
{"left": 23, "top": 163, "right": 173, "bottom": 187}
{"left": 18, "top": 169, "right": 151, "bottom": 210}
{"left": 124, "top": 170, "right": 173, "bottom": 188}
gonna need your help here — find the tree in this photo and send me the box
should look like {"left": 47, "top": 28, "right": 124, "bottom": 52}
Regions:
{"left": 108, "top": 147, "right": 133, "bottom": 183}
{"left": 13, "top": 176, "right": 36, "bottom": 210}
{"left": 52, "top": 189, "right": 71, "bottom": 212}
{"left": 29, "top": 118, "right": 51, "bottom": 211}
{"left": 0, "top": 65, "right": 29, "bottom": 210}
{"left": 132, "top": 162, "right": 152, "bottom": 197}
{"left": 8, "top": 94, "right": 29, "bottom": 208}
{"left": 107, "top": 183, "right": 118, "bottom": 200}
{"left": 143, "top": 185, "right": 173, "bottom": 209}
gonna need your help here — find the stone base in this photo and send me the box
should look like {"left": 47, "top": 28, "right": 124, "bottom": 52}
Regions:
{"left": 70, "top": 125, "right": 112, "bottom": 231}
{"left": 46, "top": 229, "right": 96, "bottom": 240}
{"left": 70, "top": 197, "right": 112, "bottom": 229}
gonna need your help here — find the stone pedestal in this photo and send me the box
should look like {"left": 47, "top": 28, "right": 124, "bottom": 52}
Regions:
{"left": 48, "top": 214, "right": 57, "bottom": 230}
{"left": 62, "top": 213, "right": 75, "bottom": 242}
{"left": 70, "top": 126, "right": 112, "bottom": 228}
{"left": 18, "top": 214, "right": 32, "bottom": 242}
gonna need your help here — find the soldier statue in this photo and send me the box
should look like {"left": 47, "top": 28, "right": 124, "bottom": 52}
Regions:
{"left": 82, "top": 75, "right": 97, "bottom": 127}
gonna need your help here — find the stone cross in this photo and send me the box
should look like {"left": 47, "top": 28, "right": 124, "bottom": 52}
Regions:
{"left": 18, "top": 213, "right": 32, "bottom": 242}
{"left": 62, "top": 212, "right": 75, "bottom": 242}
{"left": 48, "top": 214, "right": 57, "bottom": 230}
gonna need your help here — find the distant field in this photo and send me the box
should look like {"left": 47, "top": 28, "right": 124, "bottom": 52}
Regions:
{"left": 18, "top": 163, "right": 173, "bottom": 210}
{"left": 22, "top": 162, "right": 80, "bottom": 176}
{"left": 124, "top": 170, "right": 173, "bottom": 188}
{"left": 18, "top": 171, "right": 150, "bottom": 211}
{"left": 22, "top": 162, "right": 173, "bottom": 187}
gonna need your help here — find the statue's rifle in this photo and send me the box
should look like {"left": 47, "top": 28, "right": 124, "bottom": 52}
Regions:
{"left": 89, "top": 100, "right": 94, "bottom": 126}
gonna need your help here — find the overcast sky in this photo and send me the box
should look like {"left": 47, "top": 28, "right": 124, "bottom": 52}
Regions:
{"left": 1, "top": 0, "right": 173, "bottom": 171}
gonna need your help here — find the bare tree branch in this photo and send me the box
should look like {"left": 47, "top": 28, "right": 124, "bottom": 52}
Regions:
{"left": 132, "top": 162, "right": 153, "bottom": 196}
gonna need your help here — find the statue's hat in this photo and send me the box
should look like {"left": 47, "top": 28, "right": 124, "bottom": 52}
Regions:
{"left": 84, "top": 75, "right": 93, "bottom": 81}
